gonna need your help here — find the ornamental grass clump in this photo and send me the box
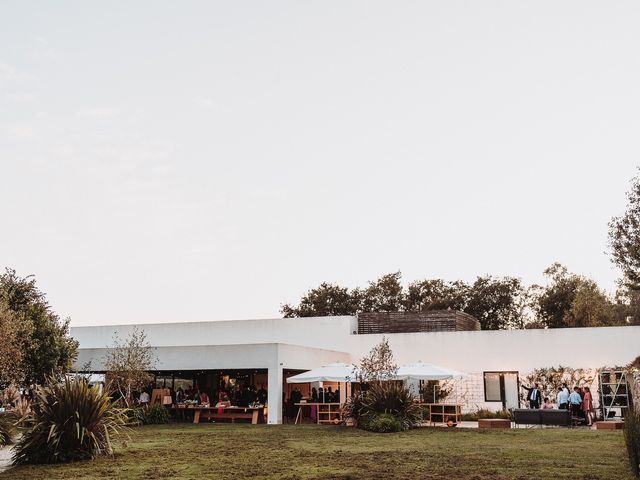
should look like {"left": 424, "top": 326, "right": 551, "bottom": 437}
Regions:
{"left": 0, "top": 412, "right": 17, "bottom": 446}
{"left": 346, "top": 382, "right": 423, "bottom": 432}
{"left": 626, "top": 408, "right": 640, "bottom": 477}
{"left": 12, "top": 377, "right": 129, "bottom": 465}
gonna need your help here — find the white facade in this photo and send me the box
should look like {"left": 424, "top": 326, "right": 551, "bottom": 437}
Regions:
{"left": 71, "top": 316, "right": 640, "bottom": 423}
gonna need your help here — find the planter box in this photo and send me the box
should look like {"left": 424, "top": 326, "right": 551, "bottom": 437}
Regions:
{"left": 478, "top": 419, "right": 511, "bottom": 429}
{"left": 595, "top": 421, "right": 624, "bottom": 430}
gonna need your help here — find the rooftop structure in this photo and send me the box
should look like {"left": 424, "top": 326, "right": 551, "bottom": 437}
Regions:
{"left": 356, "top": 310, "right": 480, "bottom": 334}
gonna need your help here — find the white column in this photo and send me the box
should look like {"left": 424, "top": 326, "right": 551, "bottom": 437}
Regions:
{"left": 267, "top": 367, "right": 283, "bottom": 424}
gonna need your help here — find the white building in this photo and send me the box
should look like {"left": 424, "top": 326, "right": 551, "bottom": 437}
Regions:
{"left": 71, "top": 315, "right": 640, "bottom": 424}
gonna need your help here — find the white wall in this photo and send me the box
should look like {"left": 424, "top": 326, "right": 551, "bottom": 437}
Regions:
{"left": 72, "top": 318, "right": 640, "bottom": 419}
{"left": 72, "top": 318, "right": 640, "bottom": 375}
{"left": 71, "top": 316, "right": 358, "bottom": 351}
{"left": 352, "top": 326, "right": 640, "bottom": 373}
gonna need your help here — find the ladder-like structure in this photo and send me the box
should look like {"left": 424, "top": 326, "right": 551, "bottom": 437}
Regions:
{"left": 598, "top": 370, "right": 630, "bottom": 420}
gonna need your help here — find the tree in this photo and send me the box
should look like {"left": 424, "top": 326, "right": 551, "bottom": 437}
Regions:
{"left": 281, "top": 282, "right": 360, "bottom": 317}
{"left": 0, "top": 269, "right": 78, "bottom": 384}
{"left": 403, "top": 279, "right": 468, "bottom": 311}
{"left": 0, "top": 302, "right": 23, "bottom": 386}
{"left": 360, "top": 272, "right": 404, "bottom": 313}
{"left": 535, "top": 263, "right": 621, "bottom": 328}
{"left": 535, "top": 263, "right": 584, "bottom": 328}
{"left": 464, "top": 276, "right": 528, "bottom": 330}
{"left": 564, "top": 281, "right": 617, "bottom": 327}
{"left": 356, "top": 337, "right": 398, "bottom": 384}
{"left": 104, "top": 328, "right": 156, "bottom": 406}
{"left": 609, "top": 171, "right": 640, "bottom": 288}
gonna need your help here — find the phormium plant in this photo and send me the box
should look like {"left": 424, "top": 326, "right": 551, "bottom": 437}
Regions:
{"left": 626, "top": 408, "right": 640, "bottom": 478}
{"left": 345, "top": 382, "right": 422, "bottom": 432}
{"left": 0, "top": 411, "right": 17, "bottom": 446}
{"left": 12, "top": 377, "right": 129, "bottom": 465}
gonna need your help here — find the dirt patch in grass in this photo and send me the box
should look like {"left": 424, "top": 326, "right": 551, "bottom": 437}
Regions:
{"left": 0, "top": 424, "right": 632, "bottom": 480}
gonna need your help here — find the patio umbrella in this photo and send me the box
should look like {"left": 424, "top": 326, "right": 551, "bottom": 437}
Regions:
{"left": 395, "top": 361, "right": 467, "bottom": 381}
{"left": 396, "top": 362, "right": 467, "bottom": 404}
{"left": 286, "top": 362, "right": 359, "bottom": 383}
{"left": 287, "top": 362, "right": 358, "bottom": 405}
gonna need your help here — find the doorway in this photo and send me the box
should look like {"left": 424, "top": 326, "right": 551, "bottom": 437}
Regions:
{"left": 483, "top": 371, "right": 520, "bottom": 410}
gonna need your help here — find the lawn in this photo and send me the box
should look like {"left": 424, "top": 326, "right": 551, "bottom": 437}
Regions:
{"left": 0, "top": 424, "right": 633, "bottom": 480}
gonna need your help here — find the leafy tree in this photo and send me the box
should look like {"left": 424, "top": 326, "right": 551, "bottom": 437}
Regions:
{"left": 403, "top": 279, "right": 468, "bottom": 311}
{"left": 281, "top": 282, "right": 360, "bottom": 317}
{"left": 360, "top": 272, "right": 404, "bottom": 313}
{"left": 613, "top": 284, "right": 640, "bottom": 326}
{"left": 0, "top": 302, "right": 23, "bottom": 386}
{"left": 535, "top": 263, "right": 621, "bottom": 328}
{"left": 564, "top": 281, "right": 617, "bottom": 327}
{"left": 609, "top": 171, "right": 640, "bottom": 288}
{"left": 464, "top": 276, "right": 528, "bottom": 330}
{"left": 535, "top": 263, "right": 584, "bottom": 328}
{"left": 356, "top": 337, "right": 397, "bottom": 384}
{"left": 104, "top": 328, "right": 156, "bottom": 407}
{"left": 0, "top": 269, "right": 77, "bottom": 384}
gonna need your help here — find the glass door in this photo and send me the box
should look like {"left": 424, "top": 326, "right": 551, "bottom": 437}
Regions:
{"left": 503, "top": 373, "right": 520, "bottom": 410}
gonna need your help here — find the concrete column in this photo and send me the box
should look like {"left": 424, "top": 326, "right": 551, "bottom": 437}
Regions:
{"left": 267, "top": 367, "right": 283, "bottom": 424}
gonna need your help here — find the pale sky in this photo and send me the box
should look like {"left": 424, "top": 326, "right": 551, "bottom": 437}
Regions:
{"left": 1, "top": 1, "right": 639, "bottom": 326}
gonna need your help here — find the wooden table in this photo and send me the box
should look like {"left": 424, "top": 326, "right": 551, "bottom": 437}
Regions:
{"left": 294, "top": 403, "right": 314, "bottom": 424}
{"left": 294, "top": 403, "right": 342, "bottom": 425}
{"left": 425, "top": 403, "right": 462, "bottom": 425}
{"left": 174, "top": 406, "right": 265, "bottom": 425}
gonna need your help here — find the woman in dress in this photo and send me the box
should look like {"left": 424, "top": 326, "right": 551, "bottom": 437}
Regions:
{"left": 582, "top": 386, "right": 594, "bottom": 426}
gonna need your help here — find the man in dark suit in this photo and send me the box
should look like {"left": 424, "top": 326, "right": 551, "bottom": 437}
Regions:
{"left": 523, "top": 383, "right": 542, "bottom": 409}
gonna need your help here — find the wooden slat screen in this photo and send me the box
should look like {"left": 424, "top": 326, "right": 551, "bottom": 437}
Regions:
{"left": 357, "top": 310, "right": 480, "bottom": 334}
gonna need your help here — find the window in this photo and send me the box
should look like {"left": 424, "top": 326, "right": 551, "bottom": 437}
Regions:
{"left": 484, "top": 372, "right": 502, "bottom": 402}
{"left": 483, "top": 371, "right": 520, "bottom": 409}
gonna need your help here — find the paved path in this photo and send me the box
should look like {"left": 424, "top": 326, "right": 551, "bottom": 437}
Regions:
{"left": 0, "top": 446, "right": 12, "bottom": 473}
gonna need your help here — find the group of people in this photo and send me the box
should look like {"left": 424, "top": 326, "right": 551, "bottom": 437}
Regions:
{"left": 285, "top": 386, "right": 342, "bottom": 421}
{"left": 523, "top": 382, "right": 595, "bottom": 426}
{"left": 134, "top": 383, "right": 268, "bottom": 409}
{"left": 175, "top": 384, "right": 267, "bottom": 407}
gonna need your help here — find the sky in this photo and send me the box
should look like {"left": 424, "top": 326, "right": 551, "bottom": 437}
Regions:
{"left": 1, "top": 1, "right": 639, "bottom": 326}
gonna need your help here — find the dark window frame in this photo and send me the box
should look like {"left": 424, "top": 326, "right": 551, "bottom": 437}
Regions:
{"left": 483, "top": 371, "right": 520, "bottom": 408}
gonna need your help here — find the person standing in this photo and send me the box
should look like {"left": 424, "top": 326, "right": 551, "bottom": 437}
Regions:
{"left": 557, "top": 387, "right": 569, "bottom": 410}
{"left": 139, "top": 389, "right": 150, "bottom": 407}
{"left": 569, "top": 386, "right": 583, "bottom": 418}
{"left": 523, "top": 383, "right": 542, "bottom": 409}
{"left": 582, "top": 386, "right": 594, "bottom": 426}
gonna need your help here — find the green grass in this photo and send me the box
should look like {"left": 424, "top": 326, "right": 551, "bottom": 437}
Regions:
{"left": 0, "top": 424, "right": 633, "bottom": 480}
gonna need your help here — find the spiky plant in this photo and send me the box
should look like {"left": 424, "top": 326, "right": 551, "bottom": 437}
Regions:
{"left": 13, "top": 397, "right": 31, "bottom": 423}
{"left": 12, "top": 377, "right": 129, "bottom": 465}
{"left": 626, "top": 409, "right": 640, "bottom": 477}
{"left": 345, "top": 382, "right": 423, "bottom": 432}
{"left": 0, "top": 412, "right": 17, "bottom": 446}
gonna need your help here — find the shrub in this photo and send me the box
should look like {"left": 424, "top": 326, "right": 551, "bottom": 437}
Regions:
{"left": 359, "top": 412, "right": 405, "bottom": 433}
{"left": 461, "top": 409, "right": 512, "bottom": 422}
{"left": 12, "top": 377, "right": 129, "bottom": 465}
{"left": 143, "top": 405, "right": 171, "bottom": 425}
{"left": 345, "top": 382, "right": 422, "bottom": 432}
{"left": 126, "top": 405, "right": 171, "bottom": 426}
{"left": 626, "top": 409, "right": 640, "bottom": 477}
{"left": 126, "top": 407, "right": 146, "bottom": 426}
{"left": 0, "top": 412, "right": 17, "bottom": 446}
